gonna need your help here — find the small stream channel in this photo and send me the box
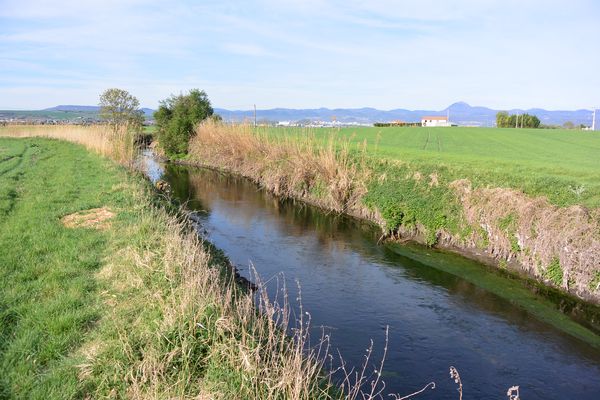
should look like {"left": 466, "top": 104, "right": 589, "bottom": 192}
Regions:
{"left": 142, "top": 152, "right": 600, "bottom": 399}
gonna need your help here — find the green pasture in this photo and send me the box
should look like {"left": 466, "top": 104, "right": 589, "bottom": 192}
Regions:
{"left": 268, "top": 126, "right": 600, "bottom": 208}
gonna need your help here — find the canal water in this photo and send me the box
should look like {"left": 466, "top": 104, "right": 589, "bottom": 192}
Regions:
{"left": 142, "top": 153, "right": 600, "bottom": 399}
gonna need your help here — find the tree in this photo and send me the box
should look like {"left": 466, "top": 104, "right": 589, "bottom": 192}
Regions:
{"left": 496, "top": 111, "right": 510, "bottom": 127}
{"left": 154, "top": 89, "right": 214, "bottom": 156}
{"left": 99, "top": 88, "right": 144, "bottom": 131}
{"left": 496, "top": 111, "right": 540, "bottom": 128}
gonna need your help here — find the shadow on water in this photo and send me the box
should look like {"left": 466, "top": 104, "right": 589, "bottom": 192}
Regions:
{"left": 148, "top": 155, "right": 600, "bottom": 400}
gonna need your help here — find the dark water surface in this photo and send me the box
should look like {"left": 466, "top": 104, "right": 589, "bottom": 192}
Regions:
{"left": 142, "top": 153, "right": 600, "bottom": 399}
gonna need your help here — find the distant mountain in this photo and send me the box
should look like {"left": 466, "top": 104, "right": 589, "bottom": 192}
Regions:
{"left": 44, "top": 105, "right": 100, "bottom": 112}
{"left": 214, "top": 102, "right": 595, "bottom": 127}
{"left": 44, "top": 105, "right": 155, "bottom": 117}
{"left": 3, "top": 103, "right": 594, "bottom": 126}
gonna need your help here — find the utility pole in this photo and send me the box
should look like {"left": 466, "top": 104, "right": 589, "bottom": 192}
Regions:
{"left": 253, "top": 104, "right": 257, "bottom": 127}
{"left": 521, "top": 113, "right": 524, "bottom": 128}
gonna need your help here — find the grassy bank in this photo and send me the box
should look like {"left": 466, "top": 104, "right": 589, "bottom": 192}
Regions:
{"left": 183, "top": 122, "right": 600, "bottom": 305}
{"left": 269, "top": 126, "right": 600, "bottom": 208}
{"left": 0, "top": 132, "right": 350, "bottom": 399}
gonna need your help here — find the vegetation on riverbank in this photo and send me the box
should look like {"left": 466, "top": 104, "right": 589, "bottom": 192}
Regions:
{"left": 0, "top": 129, "right": 355, "bottom": 399}
{"left": 184, "top": 122, "right": 600, "bottom": 305}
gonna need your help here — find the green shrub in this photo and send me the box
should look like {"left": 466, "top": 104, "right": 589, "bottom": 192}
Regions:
{"left": 155, "top": 89, "right": 215, "bottom": 157}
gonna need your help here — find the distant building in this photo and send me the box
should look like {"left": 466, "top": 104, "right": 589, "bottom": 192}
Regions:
{"left": 421, "top": 116, "right": 450, "bottom": 127}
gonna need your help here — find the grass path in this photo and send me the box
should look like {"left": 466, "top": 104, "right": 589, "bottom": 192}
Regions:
{"left": 0, "top": 138, "right": 130, "bottom": 397}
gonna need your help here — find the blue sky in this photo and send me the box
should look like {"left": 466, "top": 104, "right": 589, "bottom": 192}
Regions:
{"left": 1, "top": 0, "right": 599, "bottom": 110}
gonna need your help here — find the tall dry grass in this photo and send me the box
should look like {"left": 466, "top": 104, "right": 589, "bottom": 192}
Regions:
{"left": 188, "top": 121, "right": 373, "bottom": 217}
{"left": 90, "top": 203, "right": 336, "bottom": 398}
{"left": 0, "top": 124, "right": 138, "bottom": 166}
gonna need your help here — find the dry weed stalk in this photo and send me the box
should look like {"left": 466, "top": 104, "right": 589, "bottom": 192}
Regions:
{"left": 389, "top": 382, "right": 436, "bottom": 400}
{"left": 507, "top": 385, "right": 520, "bottom": 400}
{"left": 449, "top": 366, "right": 463, "bottom": 400}
{"left": 188, "top": 121, "right": 370, "bottom": 215}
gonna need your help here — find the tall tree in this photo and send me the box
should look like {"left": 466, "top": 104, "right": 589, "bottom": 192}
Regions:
{"left": 496, "top": 111, "right": 510, "bottom": 127}
{"left": 99, "top": 88, "right": 144, "bottom": 131}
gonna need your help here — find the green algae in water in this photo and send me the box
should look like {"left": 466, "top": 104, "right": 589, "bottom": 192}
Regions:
{"left": 386, "top": 242, "right": 600, "bottom": 349}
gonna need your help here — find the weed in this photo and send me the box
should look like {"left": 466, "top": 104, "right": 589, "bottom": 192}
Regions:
{"left": 544, "top": 258, "right": 563, "bottom": 286}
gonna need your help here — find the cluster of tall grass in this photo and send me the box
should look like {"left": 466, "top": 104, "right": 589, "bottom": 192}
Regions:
{"left": 188, "top": 121, "right": 374, "bottom": 217}
{"left": 0, "top": 124, "right": 137, "bottom": 166}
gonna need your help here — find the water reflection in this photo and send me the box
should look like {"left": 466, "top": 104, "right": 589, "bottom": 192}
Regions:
{"left": 149, "top": 158, "right": 600, "bottom": 400}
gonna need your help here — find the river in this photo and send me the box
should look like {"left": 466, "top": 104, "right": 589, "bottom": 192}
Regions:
{"left": 142, "top": 152, "right": 600, "bottom": 399}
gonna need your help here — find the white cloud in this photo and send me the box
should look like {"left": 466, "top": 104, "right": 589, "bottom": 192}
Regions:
{"left": 0, "top": 0, "right": 598, "bottom": 109}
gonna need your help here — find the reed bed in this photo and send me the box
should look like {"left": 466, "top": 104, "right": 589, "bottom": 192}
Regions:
{"left": 188, "top": 121, "right": 374, "bottom": 217}
{"left": 0, "top": 124, "right": 137, "bottom": 166}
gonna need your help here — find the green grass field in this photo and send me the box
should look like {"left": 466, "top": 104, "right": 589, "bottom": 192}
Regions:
{"left": 0, "top": 110, "right": 100, "bottom": 121}
{"left": 270, "top": 126, "right": 600, "bottom": 208}
{"left": 0, "top": 138, "right": 130, "bottom": 397}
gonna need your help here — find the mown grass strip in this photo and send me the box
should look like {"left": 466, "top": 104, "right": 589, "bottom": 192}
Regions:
{"left": 0, "top": 138, "right": 127, "bottom": 398}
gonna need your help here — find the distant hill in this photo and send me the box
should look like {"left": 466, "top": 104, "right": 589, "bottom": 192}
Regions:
{"left": 44, "top": 105, "right": 101, "bottom": 112}
{"left": 2, "top": 103, "right": 595, "bottom": 126}
{"left": 44, "top": 105, "right": 155, "bottom": 117}
{"left": 214, "top": 102, "right": 595, "bottom": 127}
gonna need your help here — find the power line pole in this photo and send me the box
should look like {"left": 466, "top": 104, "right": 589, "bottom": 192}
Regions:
{"left": 521, "top": 113, "right": 524, "bottom": 128}
{"left": 253, "top": 104, "right": 257, "bottom": 127}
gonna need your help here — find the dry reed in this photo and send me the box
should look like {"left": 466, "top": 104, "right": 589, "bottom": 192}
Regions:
{"left": 188, "top": 121, "right": 373, "bottom": 217}
{"left": 0, "top": 124, "right": 138, "bottom": 166}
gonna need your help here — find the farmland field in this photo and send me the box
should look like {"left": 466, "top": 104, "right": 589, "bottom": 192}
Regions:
{"left": 268, "top": 126, "right": 600, "bottom": 208}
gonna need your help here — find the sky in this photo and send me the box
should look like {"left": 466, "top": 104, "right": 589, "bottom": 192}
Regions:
{"left": 1, "top": 0, "right": 599, "bottom": 110}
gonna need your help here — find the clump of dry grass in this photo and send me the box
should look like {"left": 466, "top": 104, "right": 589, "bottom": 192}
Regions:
{"left": 0, "top": 124, "right": 138, "bottom": 165}
{"left": 61, "top": 206, "right": 115, "bottom": 230}
{"left": 188, "top": 121, "right": 372, "bottom": 217}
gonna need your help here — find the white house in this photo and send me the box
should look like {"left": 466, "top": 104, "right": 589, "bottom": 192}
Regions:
{"left": 421, "top": 116, "right": 450, "bottom": 127}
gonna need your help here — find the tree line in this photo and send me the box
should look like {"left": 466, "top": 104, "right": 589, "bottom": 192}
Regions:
{"left": 496, "top": 111, "right": 540, "bottom": 128}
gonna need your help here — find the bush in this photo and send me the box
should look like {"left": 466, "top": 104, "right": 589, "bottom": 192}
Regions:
{"left": 155, "top": 89, "right": 214, "bottom": 157}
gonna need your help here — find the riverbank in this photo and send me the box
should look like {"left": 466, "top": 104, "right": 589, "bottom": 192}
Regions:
{"left": 179, "top": 121, "right": 600, "bottom": 306}
{"left": 0, "top": 133, "right": 343, "bottom": 399}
